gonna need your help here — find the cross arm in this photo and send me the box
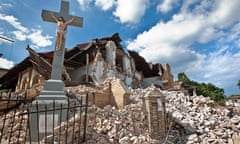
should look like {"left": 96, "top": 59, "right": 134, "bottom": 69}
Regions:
{"left": 41, "top": 10, "right": 83, "bottom": 27}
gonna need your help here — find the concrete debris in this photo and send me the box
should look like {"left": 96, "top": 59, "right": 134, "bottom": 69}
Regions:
{"left": 0, "top": 104, "right": 28, "bottom": 144}
{"left": 164, "top": 91, "right": 240, "bottom": 144}
{"left": 66, "top": 78, "right": 130, "bottom": 109}
{"left": 86, "top": 103, "right": 158, "bottom": 144}
{"left": 1, "top": 80, "right": 240, "bottom": 144}
{"left": 83, "top": 87, "right": 240, "bottom": 143}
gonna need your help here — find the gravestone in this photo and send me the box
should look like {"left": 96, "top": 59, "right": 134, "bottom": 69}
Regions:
{"left": 29, "top": 1, "right": 83, "bottom": 142}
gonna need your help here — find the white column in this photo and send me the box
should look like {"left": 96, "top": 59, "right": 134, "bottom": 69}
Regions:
{"left": 106, "top": 41, "right": 116, "bottom": 66}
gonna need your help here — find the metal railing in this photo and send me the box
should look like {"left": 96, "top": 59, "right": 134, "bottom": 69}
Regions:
{"left": 0, "top": 91, "right": 88, "bottom": 144}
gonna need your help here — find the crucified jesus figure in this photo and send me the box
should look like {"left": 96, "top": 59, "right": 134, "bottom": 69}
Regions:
{"left": 51, "top": 13, "right": 75, "bottom": 51}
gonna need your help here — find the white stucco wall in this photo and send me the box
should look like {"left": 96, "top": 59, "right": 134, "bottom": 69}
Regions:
{"left": 106, "top": 41, "right": 116, "bottom": 66}
{"left": 69, "top": 63, "right": 93, "bottom": 82}
{"left": 142, "top": 77, "right": 163, "bottom": 88}
{"left": 122, "top": 55, "right": 132, "bottom": 75}
{"left": 93, "top": 60, "right": 104, "bottom": 82}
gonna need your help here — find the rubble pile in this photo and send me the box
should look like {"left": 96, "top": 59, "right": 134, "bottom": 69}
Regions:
{"left": 86, "top": 104, "right": 153, "bottom": 144}
{"left": 164, "top": 91, "right": 240, "bottom": 144}
{"left": 38, "top": 86, "right": 153, "bottom": 143}
{"left": 84, "top": 86, "right": 240, "bottom": 143}
{"left": 1, "top": 83, "right": 240, "bottom": 143}
{"left": 66, "top": 78, "right": 115, "bottom": 95}
{"left": 84, "top": 87, "right": 184, "bottom": 144}
{"left": 0, "top": 104, "right": 28, "bottom": 144}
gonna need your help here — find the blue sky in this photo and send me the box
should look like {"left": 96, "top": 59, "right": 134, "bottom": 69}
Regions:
{"left": 0, "top": 0, "right": 240, "bottom": 96}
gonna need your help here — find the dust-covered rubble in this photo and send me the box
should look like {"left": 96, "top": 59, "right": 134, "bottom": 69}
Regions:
{"left": 164, "top": 91, "right": 240, "bottom": 144}
{"left": 1, "top": 84, "right": 240, "bottom": 144}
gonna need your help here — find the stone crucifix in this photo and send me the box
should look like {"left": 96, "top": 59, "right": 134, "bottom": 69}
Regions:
{"left": 42, "top": 0, "right": 83, "bottom": 80}
{"left": 29, "top": 2, "right": 83, "bottom": 141}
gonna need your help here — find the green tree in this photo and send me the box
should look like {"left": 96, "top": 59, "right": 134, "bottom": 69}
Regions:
{"left": 177, "top": 72, "right": 198, "bottom": 85}
{"left": 237, "top": 80, "right": 240, "bottom": 90}
{"left": 177, "top": 73, "right": 226, "bottom": 104}
{"left": 178, "top": 72, "right": 190, "bottom": 83}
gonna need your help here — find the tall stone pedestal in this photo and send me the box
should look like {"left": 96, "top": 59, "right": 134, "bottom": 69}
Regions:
{"left": 29, "top": 79, "right": 68, "bottom": 142}
{"left": 143, "top": 86, "right": 166, "bottom": 142}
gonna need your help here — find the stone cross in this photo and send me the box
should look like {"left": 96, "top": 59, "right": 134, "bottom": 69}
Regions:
{"left": 29, "top": 1, "right": 83, "bottom": 142}
{"left": 42, "top": 0, "right": 83, "bottom": 80}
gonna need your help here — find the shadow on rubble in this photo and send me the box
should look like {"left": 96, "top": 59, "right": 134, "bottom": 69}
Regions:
{"left": 164, "top": 131, "right": 188, "bottom": 144}
{"left": 164, "top": 114, "right": 196, "bottom": 144}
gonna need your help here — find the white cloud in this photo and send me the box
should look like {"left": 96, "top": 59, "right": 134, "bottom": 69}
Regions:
{"left": 209, "top": 0, "right": 240, "bottom": 28}
{"left": 0, "top": 2, "right": 13, "bottom": 10}
{"left": 218, "top": 22, "right": 240, "bottom": 49}
{"left": 95, "top": 0, "right": 116, "bottom": 11}
{"left": 11, "top": 31, "right": 27, "bottom": 41}
{"left": 76, "top": 0, "right": 148, "bottom": 24}
{"left": 157, "top": 0, "right": 179, "bottom": 13}
{"left": 113, "top": 0, "right": 150, "bottom": 24}
{"left": 186, "top": 47, "right": 240, "bottom": 93}
{"left": 0, "top": 58, "right": 14, "bottom": 69}
{"left": 0, "top": 13, "right": 53, "bottom": 49}
{"left": 0, "top": 13, "right": 28, "bottom": 32}
{"left": 180, "top": 0, "right": 200, "bottom": 12}
{"left": 127, "top": 0, "right": 240, "bottom": 94}
{"left": 229, "top": 22, "right": 240, "bottom": 48}
{"left": 27, "top": 29, "right": 52, "bottom": 48}
{"left": 77, "top": 0, "right": 93, "bottom": 11}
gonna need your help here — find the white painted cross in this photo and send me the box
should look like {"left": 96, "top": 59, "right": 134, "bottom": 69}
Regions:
{"left": 41, "top": 0, "right": 83, "bottom": 80}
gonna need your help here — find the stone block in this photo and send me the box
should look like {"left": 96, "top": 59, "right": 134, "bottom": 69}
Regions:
{"left": 110, "top": 78, "right": 130, "bottom": 109}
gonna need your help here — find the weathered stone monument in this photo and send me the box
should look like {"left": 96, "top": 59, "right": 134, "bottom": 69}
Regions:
{"left": 143, "top": 86, "right": 166, "bottom": 142}
{"left": 29, "top": 0, "right": 83, "bottom": 142}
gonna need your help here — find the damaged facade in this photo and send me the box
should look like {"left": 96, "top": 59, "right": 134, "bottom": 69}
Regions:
{"left": 225, "top": 95, "right": 240, "bottom": 107}
{"left": 173, "top": 81, "right": 197, "bottom": 96}
{"left": 1, "top": 33, "right": 240, "bottom": 144}
{"left": 0, "top": 33, "right": 173, "bottom": 92}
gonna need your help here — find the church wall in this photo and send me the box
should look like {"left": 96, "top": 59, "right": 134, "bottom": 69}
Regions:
{"left": 16, "top": 67, "right": 43, "bottom": 92}
{"left": 69, "top": 62, "right": 94, "bottom": 82}
{"left": 161, "top": 64, "right": 174, "bottom": 89}
{"left": 29, "top": 69, "right": 40, "bottom": 86}
{"left": 142, "top": 77, "right": 163, "bottom": 88}
{"left": 134, "top": 71, "right": 143, "bottom": 81}
{"left": 17, "top": 67, "right": 32, "bottom": 91}
{"left": 122, "top": 54, "right": 132, "bottom": 75}
{"left": 124, "top": 76, "right": 133, "bottom": 87}
{"left": 106, "top": 41, "right": 116, "bottom": 66}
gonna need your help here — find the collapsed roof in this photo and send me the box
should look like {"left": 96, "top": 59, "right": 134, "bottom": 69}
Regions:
{"left": 0, "top": 33, "right": 168, "bottom": 90}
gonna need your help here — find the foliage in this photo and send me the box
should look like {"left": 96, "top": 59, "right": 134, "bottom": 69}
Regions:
{"left": 178, "top": 73, "right": 198, "bottom": 85}
{"left": 237, "top": 80, "right": 240, "bottom": 90}
{"left": 177, "top": 73, "right": 226, "bottom": 104}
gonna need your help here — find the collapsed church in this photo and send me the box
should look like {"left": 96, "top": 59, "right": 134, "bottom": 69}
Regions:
{"left": 0, "top": 33, "right": 173, "bottom": 93}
